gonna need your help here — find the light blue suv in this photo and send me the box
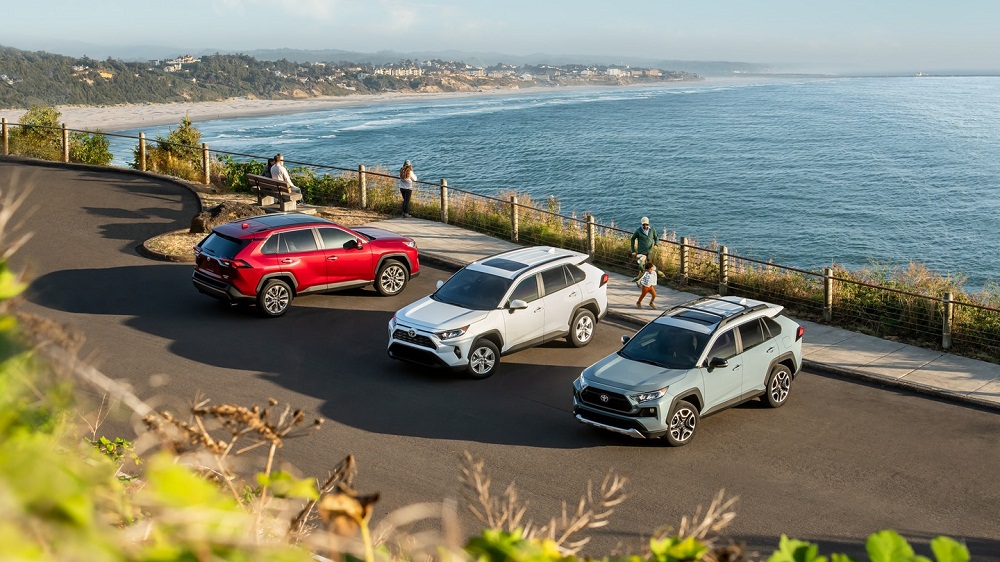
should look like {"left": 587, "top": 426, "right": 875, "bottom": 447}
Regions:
{"left": 573, "top": 295, "right": 804, "bottom": 446}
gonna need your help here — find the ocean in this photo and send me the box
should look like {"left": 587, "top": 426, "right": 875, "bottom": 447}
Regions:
{"left": 108, "top": 76, "right": 1000, "bottom": 289}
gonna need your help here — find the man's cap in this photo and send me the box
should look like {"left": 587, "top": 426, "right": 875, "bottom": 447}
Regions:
{"left": 641, "top": 216, "right": 649, "bottom": 225}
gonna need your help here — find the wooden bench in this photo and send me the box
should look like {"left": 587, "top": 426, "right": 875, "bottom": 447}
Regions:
{"left": 246, "top": 173, "right": 303, "bottom": 211}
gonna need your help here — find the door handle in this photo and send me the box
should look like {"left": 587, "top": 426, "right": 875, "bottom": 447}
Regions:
{"left": 767, "top": 346, "right": 775, "bottom": 353}
{"left": 327, "top": 256, "right": 338, "bottom": 261}
{"left": 281, "top": 259, "right": 294, "bottom": 264}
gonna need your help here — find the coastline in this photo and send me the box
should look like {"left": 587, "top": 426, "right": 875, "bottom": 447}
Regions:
{"left": 0, "top": 84, "right": 632, "bottom": 132}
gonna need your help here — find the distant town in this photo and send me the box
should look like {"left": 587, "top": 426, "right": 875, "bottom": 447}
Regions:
{"left": 0, "top": 45, "right": 702, "bottom": 108}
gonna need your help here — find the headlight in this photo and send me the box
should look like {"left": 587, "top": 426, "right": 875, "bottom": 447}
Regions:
{"left": 406, "top": 239, "right": 417, "bottom": 248}
{"left": 574, "top": 373, "right": 587, "bottom": 391}
{"left": 633, "top": 387, "right": 668, "bottom": 403}
{"left": 436, "top": 326, "right": 469, "bottom": 340}
{"left": 389, "top": 315, "right": 397, "bottom": 330}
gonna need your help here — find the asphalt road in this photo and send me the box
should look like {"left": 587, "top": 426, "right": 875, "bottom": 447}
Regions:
{"left": 5, "top": 160, "right": 1000, "bottom": 560}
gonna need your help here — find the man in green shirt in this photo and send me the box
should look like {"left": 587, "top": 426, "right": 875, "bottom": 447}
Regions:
{"left": 630, "top": 216, "right": 658, "bottom": 264}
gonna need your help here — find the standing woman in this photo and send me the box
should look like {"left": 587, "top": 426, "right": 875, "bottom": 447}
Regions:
{"left": 398, "top": 160, "right": 417, "bottom": 217}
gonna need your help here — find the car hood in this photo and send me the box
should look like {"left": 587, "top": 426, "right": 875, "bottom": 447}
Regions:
{"left": 397, "top": 296, "right": 490, "bottom": 330}
{"left": 354, "top": 226, "right": 410, "bottom": 242}
{"left": 584, "top": 352, "right": 692, "bottom": 392}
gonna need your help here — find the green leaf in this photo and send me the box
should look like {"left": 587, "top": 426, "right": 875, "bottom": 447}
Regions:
{"left": 930, "top": 537, "right": 969, "bottom": 562}
{"left": 768, "top": 535, "right": 827, "bottom": 562}
{"left": 867, "top": 530, "right": 916, "bottom": 562}
{"left": 0, "top": 264, "right": 27, "bottom": 300}
{"left": 831, "top": 553, "right": 860, "bottom": 562}
{"left": 258, "top": 470, "right": 319, "bottom": 500}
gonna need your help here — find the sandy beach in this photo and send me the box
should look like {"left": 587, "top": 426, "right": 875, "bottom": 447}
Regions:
{"left": 0, "top": 86, "right": 570, "bottom": 132}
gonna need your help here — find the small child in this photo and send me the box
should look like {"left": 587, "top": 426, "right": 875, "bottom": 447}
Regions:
{"left": 636, "top": 261, "right": 657, "bottom": 309}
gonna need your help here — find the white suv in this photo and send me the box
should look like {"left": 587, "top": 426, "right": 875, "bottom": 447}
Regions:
{"left": 388, "top": 246, "right": 609, "bottom": 379}
{"left": 574, "top": 295, "right": 804, "bottom": 446}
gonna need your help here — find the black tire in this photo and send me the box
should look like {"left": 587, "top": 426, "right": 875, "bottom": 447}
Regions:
{"left": 664, "top": 400, "right": 699, "bottom": 446}
{"left": 375, "top": 259, "right": 408, "bottom": 296}
{"left": 257, "top": 279, "right": 292, "bottom": 317}
{"left": 568, "top": 309, "right": 596, "bottom": 347}
{"left": 763, "top": 364, "right": 792, "bottom": 408}
{"left": 466, "top": 339, "right": 500, "bottom": 379}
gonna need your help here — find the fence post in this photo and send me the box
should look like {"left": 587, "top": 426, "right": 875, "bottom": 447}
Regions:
{"left": 2, "top": 118, "right": 8, "bottom": 155}
{"left": 62, "top": 123, "right": 69, "bottom": 163}
{"left": 138, "top": 133, "right": 146, "bottom": 171}
{"left": 679, "top": 236, "right": 689, "bottom": 282}
{"left": 586, "top": 215, "right": 596, "bottom": 257}
{"left": 358, "top": 165, "right": 367, "bottom": 209}
{"left": 823, "top": 267, "right": 834, "bottom": 322}
{"left": 201, "top": 143, "right": 210, "bottom": 184}
{"left": 942, "top": 291, "right": 953, "bottom": 350}
{"left": 718, "top": 245, "right": 729, "bottom": 296}
{"left": 440, "top": 179, "right": 449, "bottom": 224}
{"left": 510, "top": 195, "right": 519, "bottom": 242}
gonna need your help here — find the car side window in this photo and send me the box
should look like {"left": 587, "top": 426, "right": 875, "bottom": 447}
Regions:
{"left": 509, "top": 274, "right": 540, "bottom": 303}
{"left": 540, "top": 265, "right": 570, "bottom": 295}
{"left": 762, "top": 316, "right": 782, "bottom": 339}
{"left": 318, "top": 227, "right": 355, "bottom": 250}
{"left": 738, "top": 319, "right": 766, "bottom": 351}
{"left": 566, "top": 263, "right": 586, "bottom": 284}
{"left": 278, "top": 229, "right": 319, "bottom": 253}
{"left": 260, "top": 234, "right": 280, "bottom": 255}
{"left": 708, "top": 329, "right": 738, "bottom": 360}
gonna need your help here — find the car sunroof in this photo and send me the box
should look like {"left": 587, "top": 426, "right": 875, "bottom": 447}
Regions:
{"left": 481, "top": 258, "right": 528, "bottom": 271}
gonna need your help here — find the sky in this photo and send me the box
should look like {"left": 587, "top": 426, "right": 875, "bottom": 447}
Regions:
{"left": 5, "top": 0, "right": 999, "bottom": 73}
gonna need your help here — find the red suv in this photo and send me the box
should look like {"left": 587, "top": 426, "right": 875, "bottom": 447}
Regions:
{"left": 193, "top": 213, "right": 420, "bottom": 317}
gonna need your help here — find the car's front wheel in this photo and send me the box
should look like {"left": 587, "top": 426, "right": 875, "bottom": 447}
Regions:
{"left": 375, "top": 259, "right": 408, "bottom": 296}
{"left": 664, "top": 400, "right": 699, "bottom": 446}
{"left": 257, "top": 279, "right": 292, "bottom": 317}
{"left": 568, "top": 309, "right": 596, "bottom": 347}
{"left": 763, "top": 364, "right": 792, "bottom": 408}
{"left": 466, "top": 339, "right": 499, "bottom": 379}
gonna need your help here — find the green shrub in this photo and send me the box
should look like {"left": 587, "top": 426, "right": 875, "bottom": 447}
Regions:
{"left": 69, "top": 130, "right": 113, "bottom": 165}
{"left": 9, "top": 106, "right": 62, "bottom": 160}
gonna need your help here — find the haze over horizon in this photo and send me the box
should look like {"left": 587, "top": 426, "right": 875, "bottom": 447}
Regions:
{"left": 6, "top": 0, "right": 1000, "bottom": 74}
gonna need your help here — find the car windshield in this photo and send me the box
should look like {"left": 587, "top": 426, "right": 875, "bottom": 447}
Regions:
{"left": 432, "top": 268, "right": 513, "bottom": 310}
{"left": 619, "top": 322, "right": 711, "bottom": 370}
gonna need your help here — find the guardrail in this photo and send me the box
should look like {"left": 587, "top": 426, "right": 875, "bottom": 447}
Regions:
{"left": 3, "top": 118, "right": 998, "bottom": 363}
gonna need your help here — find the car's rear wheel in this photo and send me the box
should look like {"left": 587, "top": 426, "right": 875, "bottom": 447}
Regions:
{"left": 466, "top": 339, "right": 499, "bottom": 379}
{"left": 375, "top": 259, "right": 408, "bottom": 296}
{"left": 763, "top": 364, "right": 792, "bottom": 408}
{"left": 257, "top": 279, "right": 292, "bottom": 317}
{"left": 568, "top": 309, "right": 596, "bottom": 347}
{"left": 664, "top": 400, "right": 699, "bottom": 446}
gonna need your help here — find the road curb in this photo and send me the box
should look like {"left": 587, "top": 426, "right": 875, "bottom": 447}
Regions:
{"left": 803, "top": 359, "right": 1000, "bottom": 412}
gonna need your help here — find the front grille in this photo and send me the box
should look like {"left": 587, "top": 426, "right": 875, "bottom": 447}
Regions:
{"left": 388, "top": 343, "right": 449, "bottom": 367}
{"left": 580, "top": 387, "right": 633, "bottom": 413}
{"left": 392, "top": 328, "right": 436, "bottom": 349}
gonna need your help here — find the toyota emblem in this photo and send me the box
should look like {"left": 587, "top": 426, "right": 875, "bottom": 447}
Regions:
{"left": 407, "top": 328, "right": 416, "bottom": 338}
{"left": 600, "top": 394, "right": 609, "bottom": 403}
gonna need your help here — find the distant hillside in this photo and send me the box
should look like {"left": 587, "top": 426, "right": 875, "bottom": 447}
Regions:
{"left": 0, "top": 44, "right": 703, "bottom": 110}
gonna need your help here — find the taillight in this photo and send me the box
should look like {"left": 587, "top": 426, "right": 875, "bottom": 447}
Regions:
{"left": 220, "top": 259, "right": 253, "bottom": 269}
{"left": 600, "top": 273, "right": 609, "bottom": 287}
{"left": 795, "top": 326, "right": 805, "bottom": 341}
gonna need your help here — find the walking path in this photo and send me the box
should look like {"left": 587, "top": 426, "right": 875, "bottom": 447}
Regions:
{"left": 368, "top": 217, "right": 1000, "bottom": 411}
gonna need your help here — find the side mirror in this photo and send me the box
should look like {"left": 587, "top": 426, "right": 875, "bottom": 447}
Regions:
{"left": 707, "top": 357, "right": 729, "bottom": 371}
{"left": 509, "top": 299, "right": 528, "bottom": 310}
{"left": 620, "top": 335, "right": 631, "bottom": 346}
{"left": 344, "top": 239, "right": 363, "bottom": 250}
